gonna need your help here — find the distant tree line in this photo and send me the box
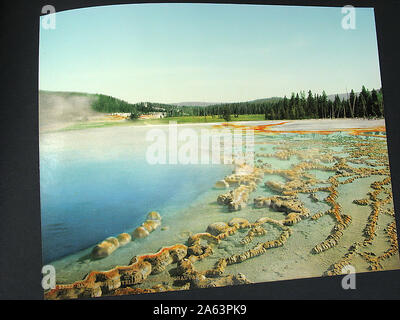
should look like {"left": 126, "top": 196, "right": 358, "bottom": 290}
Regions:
{"left": 91, "top": 94, "right": 194, "bottom": 117}
{"left": 171, "top": 86, "right": 384, "bottom": 120}
{"left": 198, "top": 86, "right": 383, "bottom": 120}
{"left": 262, "top": 86, "right": 384, "bottom": 120}
{"left": 194, "top": 98, "right": 282, "bottom": 118}
{"left": 90, "top": 86, "right": 384, "bottom": 121}
{"left": 91, "top": 94, "right": 141, "bottom": 113}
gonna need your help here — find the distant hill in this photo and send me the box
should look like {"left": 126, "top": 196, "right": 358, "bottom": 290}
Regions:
{"left": 172, "top": 95, "right": 354, "bottom": 107}
{"left": 173, "top": 96, "right": 282, "bottom": 107}
{"left": 248, "top": 94, "right": 357, "bottom": 103}
{"left": 326, "top": 93, "right": 359, "bottom": 101}
{"left": 173, "top": 95, "right": 354, "bottom": 107}
{"left": 172, "top": 101, "right": 219, "bottom": 107}
{"left": 245, "top": 93, "right": 360, "bottom": 103}
{"left": 247, "top": 97, "right": 283, "bottom": 104}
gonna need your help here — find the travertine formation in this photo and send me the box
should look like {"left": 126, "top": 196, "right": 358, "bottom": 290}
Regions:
{"left": 91, "top": 237, "right": 121, "bottom": 260}
{"left": 47, "top": 127, "right": 399, "bottom": 300}
{"left": 46, "top": 211, "right": 293, "bottom": 299}
{"left": 216, "top": 165, "right": 264, "bottom": 211}
{"left": 225, "top": 218, "right": 292, "bottom": 265}
{"left": 254, "top": 195, "right": 310, "bottom": 219}
{"left": 242, "top": 130, "right": 397, "bottom": 275}
{"left": 91, "top": 211, "right": 162, "bottom": 259}
{"left": 46, "top": 244, "right": 187, "bottom": 299}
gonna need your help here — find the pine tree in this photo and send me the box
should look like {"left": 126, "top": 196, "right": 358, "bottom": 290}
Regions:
{"left": 371, "top": 89, "right": 380, "bottom": 118}
{"left": 333, "top": 94, "right": 341, "bottom": 119}
{"left": 321, "top": 91, "right": 328, "bottom": 118}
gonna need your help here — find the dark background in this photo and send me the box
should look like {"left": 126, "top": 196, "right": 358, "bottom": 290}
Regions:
{"left": 0, "top": 0, "right": 399, "bottom": 299}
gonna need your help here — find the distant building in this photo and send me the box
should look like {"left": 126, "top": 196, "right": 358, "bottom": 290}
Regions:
{"left": 110, "top": 113, "right": 131, "bottom": 117}
{"left": 139, "top": 112, "right": 166, "bottom": 120}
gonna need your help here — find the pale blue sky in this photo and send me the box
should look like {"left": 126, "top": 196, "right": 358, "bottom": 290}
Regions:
{"left": 39, "top": 3, "right": 381, "bottom": 103}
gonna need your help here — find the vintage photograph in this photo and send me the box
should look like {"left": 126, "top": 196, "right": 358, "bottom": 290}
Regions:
{"left": 39, "top": 3, "right": 399, "bottom": 299}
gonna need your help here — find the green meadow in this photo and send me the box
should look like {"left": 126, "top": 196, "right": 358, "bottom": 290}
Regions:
{"left": 60, "top": 114, "right": 267, "bottom": 132}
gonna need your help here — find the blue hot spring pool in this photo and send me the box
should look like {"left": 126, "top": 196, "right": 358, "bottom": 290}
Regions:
{"left": 40, "top": 125, "right": 232, "bottom": 263}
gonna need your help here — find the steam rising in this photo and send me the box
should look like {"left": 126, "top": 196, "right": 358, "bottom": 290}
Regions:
{"left": 39, "top": 92, "right": 103, "bottom": 132}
